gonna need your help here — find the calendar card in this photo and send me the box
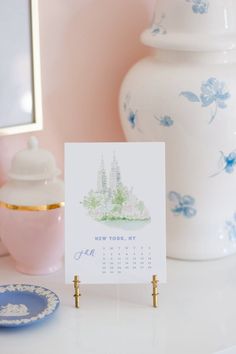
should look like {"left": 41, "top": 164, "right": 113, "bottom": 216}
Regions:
{"left": 65, "top": 142, "right": 166, "bottom": 284}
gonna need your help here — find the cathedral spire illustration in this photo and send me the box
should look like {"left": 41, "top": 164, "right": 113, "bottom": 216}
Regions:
{"left": 109, "top": 152, "right": 121, "bottom": 191}
{"left": 83, "top": 152, "right": 151, "bottom": 225}
{"left": 97, "top": 155, "right": 107, "bottom": 193}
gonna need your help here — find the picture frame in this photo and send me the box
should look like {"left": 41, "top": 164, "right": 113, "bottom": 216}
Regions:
{"left": 0, "top": 0, "right": 42, "bottom": 136}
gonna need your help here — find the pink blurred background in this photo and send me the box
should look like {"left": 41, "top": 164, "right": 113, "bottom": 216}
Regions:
{"left": 0, "top": 0, "right": 155, "bottom": 184}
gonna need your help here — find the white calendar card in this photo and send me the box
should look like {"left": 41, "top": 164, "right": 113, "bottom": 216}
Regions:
{"left": 65, "top": 142, "right": 166, "bottom": 284}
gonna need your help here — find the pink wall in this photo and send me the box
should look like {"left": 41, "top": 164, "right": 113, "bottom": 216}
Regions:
{"left": 0, "top": 0, "right": 155, "bottom": 184}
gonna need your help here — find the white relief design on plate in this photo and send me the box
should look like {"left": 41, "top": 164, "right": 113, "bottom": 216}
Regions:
{"left": 0, "top": 304, "right": 29, "bottom": 317}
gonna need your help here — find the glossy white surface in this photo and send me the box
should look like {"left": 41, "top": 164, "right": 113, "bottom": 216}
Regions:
{"left": 0, "top": 255, "right": 236, "bottom": 354}
{"left": 216, "top": 347, "right": 236, "bottom": 354}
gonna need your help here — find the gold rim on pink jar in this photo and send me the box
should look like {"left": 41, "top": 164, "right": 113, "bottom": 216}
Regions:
{"left": 0, "top": 201, "right": 64, "bottom": 211}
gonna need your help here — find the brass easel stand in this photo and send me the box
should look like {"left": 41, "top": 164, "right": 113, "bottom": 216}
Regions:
{"left": 73, "top": 275, "right": 81, "bottom": 308}
{"left": 152, "top": 275, "right": 159, "bottom": 308}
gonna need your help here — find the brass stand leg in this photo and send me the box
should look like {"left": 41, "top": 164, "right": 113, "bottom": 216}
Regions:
{"left": 152, "top": 275, "right": 159, "bottom": 308}
{"left": 73, "top": 275, "right": 81, "bottom": 308}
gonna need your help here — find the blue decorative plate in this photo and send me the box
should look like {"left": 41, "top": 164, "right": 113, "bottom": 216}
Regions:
{"left": 0, "top": 284, "right": 60, "bottom": 328}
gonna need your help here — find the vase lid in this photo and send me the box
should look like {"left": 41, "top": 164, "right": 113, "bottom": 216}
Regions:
{"left": 141, "top": 0, "right": 236, "bottom": 51}
{"left": 8, "top": 136, "right": 61, "bottom": 181}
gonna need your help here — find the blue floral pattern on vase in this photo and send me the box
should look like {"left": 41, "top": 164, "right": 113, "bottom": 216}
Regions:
{"left": 186, "top": 0, "right": 209, "bottom": 14}
{"left": 180, "top": 77, "right": 230, "bottom": 124}
{"left": 225, "top": 213, "right": 236, "bottom": 241}
{"left": 151, "top": 14, "right": 167, "bottom": 35}
{"left": 155, "top": 115, "right": 174, "bottom": 127}
{"left": 123, "top": 94, "right": 141, "bottom": 131}
{"left": 168, "top": 191, "right": 197, "bottom": 218}
{"left": 211, "top": 150, "right": 236, "bottom": 177}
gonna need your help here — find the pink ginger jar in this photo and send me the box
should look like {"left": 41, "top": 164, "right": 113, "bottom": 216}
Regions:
{"left": 0, "top": 137, "right": 64, "bottom": 275}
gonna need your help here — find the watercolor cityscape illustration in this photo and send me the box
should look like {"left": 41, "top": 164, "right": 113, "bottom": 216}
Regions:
{"left": 82, "top": 153, "right": 151, "bottom": 228}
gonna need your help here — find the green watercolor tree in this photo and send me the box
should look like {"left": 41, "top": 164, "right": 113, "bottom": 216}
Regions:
{"left": 112, "top": 185, "right": 128, "bottom": 207}
{"left": 83, "top": 191, "right": 101, "bottom": 210}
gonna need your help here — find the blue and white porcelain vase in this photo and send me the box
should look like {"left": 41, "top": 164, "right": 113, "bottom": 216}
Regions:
{"left": 120, "top": 0, "right": 236, "bottom": 260}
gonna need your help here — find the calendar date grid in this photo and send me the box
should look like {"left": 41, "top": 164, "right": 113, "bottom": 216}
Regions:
{"left": 101, "top": 246, "right": 152, "bottom": 274}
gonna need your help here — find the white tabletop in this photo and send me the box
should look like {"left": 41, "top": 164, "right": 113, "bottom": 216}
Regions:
{"left": 0, "top": 255, "right": 236, "bottom": 354}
